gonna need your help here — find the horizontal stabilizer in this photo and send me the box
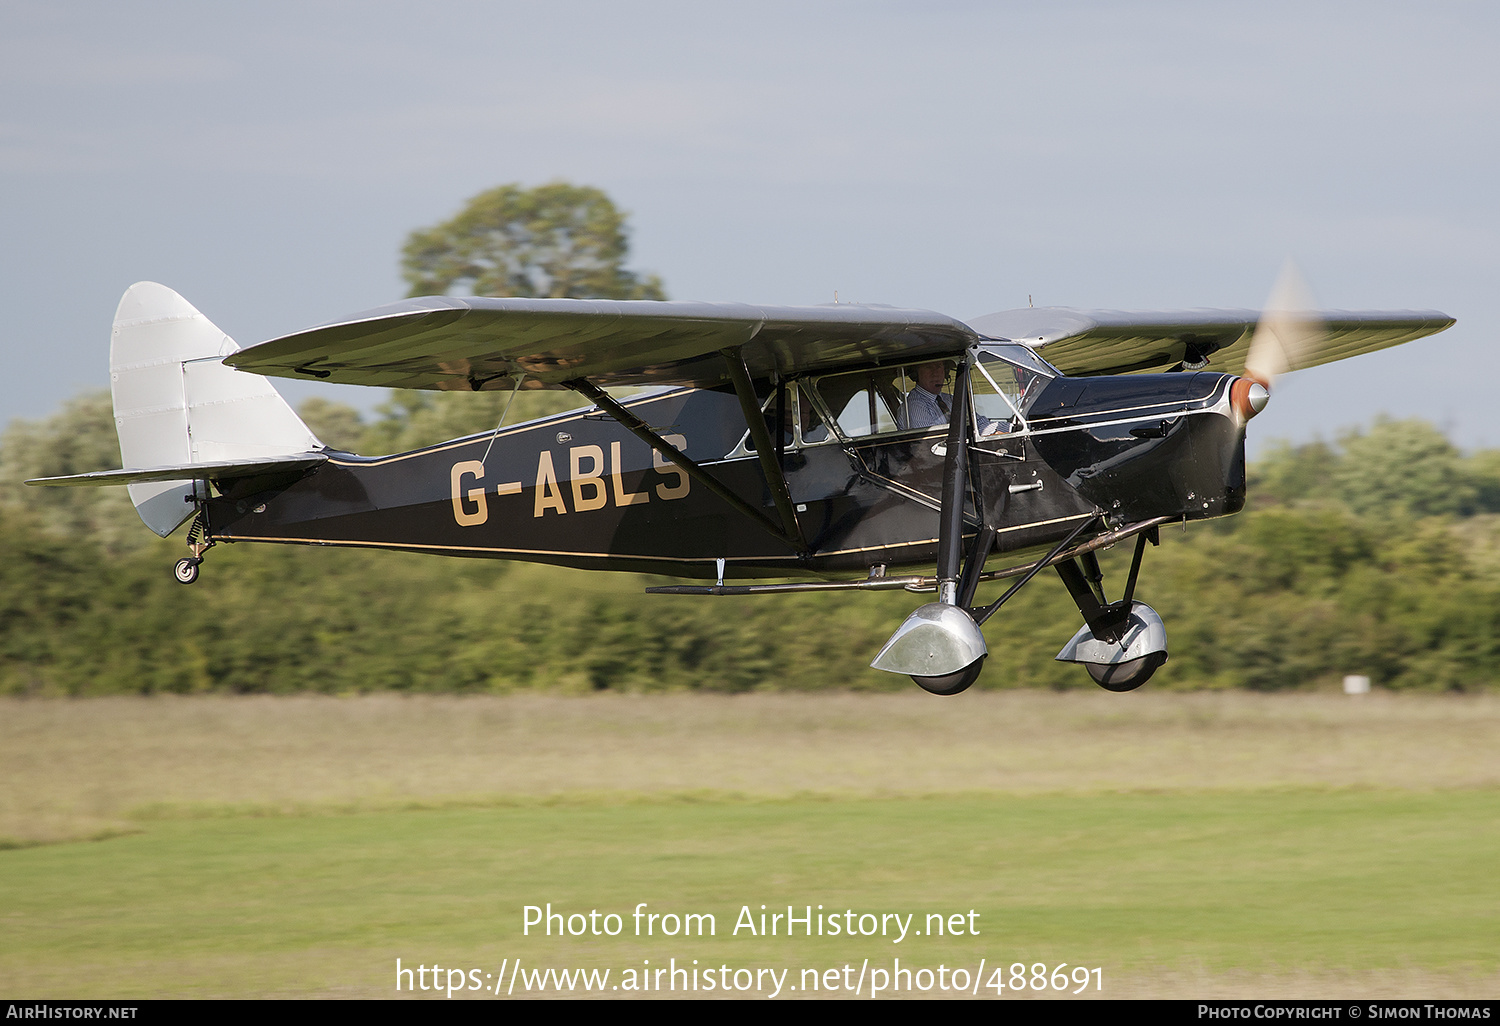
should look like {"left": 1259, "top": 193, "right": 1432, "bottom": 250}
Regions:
{"left": 26, "top": 452, "right": 326, "bottom": 488}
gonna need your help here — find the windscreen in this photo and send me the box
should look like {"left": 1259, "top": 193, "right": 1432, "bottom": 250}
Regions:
{"left": 974, "top": 346, "right": 1055, "bottom": 425}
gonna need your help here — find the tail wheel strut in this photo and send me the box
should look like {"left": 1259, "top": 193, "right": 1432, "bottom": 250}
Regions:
{"left": 174, "top": 511, "right": 214, "bottom": 585}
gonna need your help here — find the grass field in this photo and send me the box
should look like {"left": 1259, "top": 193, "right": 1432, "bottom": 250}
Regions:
{"left": 1, "top": 692, "right": 1497, "bottom": 999}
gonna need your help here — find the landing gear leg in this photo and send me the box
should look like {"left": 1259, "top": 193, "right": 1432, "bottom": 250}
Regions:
{"left": 1054, "top": 527, "right": 1167, "bottom": 692}
{"left": 909, "top": 526, "right": 997, "bottom": 694}
{"left": 874, "top": 359, "right": 989, "bottom": 695}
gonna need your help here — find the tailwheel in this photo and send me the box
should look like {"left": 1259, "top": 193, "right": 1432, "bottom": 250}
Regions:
{"left": 175, "top": 511, "right": 212, "bottom": 584}
{"left": 911, "top": 655, "right": 986, "bottom": 696}
{"left": 1083, "top": 651, "right": 1166, "bottom": 692}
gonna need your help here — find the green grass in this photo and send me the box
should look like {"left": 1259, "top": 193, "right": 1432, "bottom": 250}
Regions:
{"left": 7, "top": 692, "right": 1500, "bottom": 848}
{"left": 3, "top": 790, "right": 1498, "bottom": 998}
{"left": 3, "top": 693, "right": 1497, "bottom": 998}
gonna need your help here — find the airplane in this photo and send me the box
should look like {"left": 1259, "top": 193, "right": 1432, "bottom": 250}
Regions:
{"left": 28, "top": 279, "right": 1454, "bottom": 695}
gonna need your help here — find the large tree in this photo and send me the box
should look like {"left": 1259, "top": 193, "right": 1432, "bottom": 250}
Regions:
{"left": 401, "top": 181, "right": 666, "bottom": 300}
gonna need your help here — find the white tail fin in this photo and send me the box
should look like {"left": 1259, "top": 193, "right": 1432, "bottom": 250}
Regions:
{"left": 110, "top": 282, "right": 322, "bottom": 535}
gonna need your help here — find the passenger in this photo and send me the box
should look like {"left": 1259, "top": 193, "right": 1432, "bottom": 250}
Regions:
{"left": 800, "top": 395, "right": 830, "bottom": 443}
{"left": 781, "top": 392, "right": 830, "bottom": 444}
{"left": 759, "top": 394, "right": 829, "bottom": 449}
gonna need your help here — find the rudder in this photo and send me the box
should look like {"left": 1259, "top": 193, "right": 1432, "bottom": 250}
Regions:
{"left": 110, "top": 282, "right": 322, "bottom": 535}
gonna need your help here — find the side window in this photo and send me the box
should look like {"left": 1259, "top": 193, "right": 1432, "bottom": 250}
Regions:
{"left": 815, "top": 369, "right": 909, "bottom": 439}
{"left": 738, "top": 383, "right": 835, "bottom": 453}
{"left": 797, "top": 383, "right": 833, "bottom": 444}
{"left": 833, "top": 385, "right": 898, "bottom": 438}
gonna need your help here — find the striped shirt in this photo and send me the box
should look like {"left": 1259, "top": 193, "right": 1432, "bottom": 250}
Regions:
{"left": 897, "top": 387, "right": 993, "bottom": 434}
{"left": 897, "top": 387, "right": 950, "bottom": 430}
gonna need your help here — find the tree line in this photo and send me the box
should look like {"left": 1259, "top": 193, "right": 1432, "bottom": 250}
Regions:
{"left": 4, "top": 400, "right": 1499, "bottom": 695}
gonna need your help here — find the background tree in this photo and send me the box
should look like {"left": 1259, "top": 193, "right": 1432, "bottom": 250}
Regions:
{"left": 1332, "top": 418, "right": 1477, "bottom": 518}
{"left": 0, "top": 391, "right": 145, "bottom": 553}
{"left": 286, "top": 181, "right": 671, "bottom": 455}
{"left": 401, "top": 181, "right": 666, "bottom": 300}
{"left": 295, "top": 397, "right": 366, "bottom": 452}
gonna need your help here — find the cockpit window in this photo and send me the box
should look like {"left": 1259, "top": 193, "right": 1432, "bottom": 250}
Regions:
{"left": 804, "top": 350, "right": 1055, "bottom": 446}
{"left": 971, "top": 365, "right": 1021, "bottom": 436}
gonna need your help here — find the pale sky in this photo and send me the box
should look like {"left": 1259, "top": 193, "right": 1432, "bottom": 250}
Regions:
{"left": 2, "top": 0, "right": 1496, "bottom": 454}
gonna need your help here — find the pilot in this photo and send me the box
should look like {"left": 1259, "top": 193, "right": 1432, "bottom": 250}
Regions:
{"left": 897, "top": 361, "right": 998, "bottom": 435}
{"left": 897, "top": 361, "right": 954, "bottom": 430}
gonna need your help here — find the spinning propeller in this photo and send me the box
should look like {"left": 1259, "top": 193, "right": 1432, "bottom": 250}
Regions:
{"left": 1230, "top": 262, "right": 1322, "bottom": 425}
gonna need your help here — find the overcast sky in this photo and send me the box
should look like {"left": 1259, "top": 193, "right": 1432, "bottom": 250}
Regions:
{"left": 2, "top": 0, "right": 1495, "bottom": 454}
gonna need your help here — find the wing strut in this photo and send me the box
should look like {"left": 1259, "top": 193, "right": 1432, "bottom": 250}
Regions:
{"left": 719, "top": 348, "right": 807, "bottom": 554}
{"left": 563, "top": 378, "right": 803, "bottom": 553}
{"left": 934, "top": 358, "right": 973, "bottom": 604}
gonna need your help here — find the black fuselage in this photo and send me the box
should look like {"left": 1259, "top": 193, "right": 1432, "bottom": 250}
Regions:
{"left": 203, "top": 370, "right": 1245, "bottom": 580}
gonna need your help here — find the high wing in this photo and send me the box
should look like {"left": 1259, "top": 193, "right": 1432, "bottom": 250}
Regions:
{"left": 967, "top": 307, "right": 1456, "bottom": 377}
{"left": 225, "top": 297, "right": 979, "bottom": 391}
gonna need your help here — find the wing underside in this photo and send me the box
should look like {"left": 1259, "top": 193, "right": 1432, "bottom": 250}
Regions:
{"left": 225, "top": 297, "right": 980, "bottom": 391}
{"left": 967, "top": 307, "right": 1456, "bottom": 377}
{"left": 225, "top": 296, "right": 1456, "bottom": 391}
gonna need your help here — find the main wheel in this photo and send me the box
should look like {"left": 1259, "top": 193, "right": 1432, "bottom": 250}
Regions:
{"left": 1083, "top": 651, "right": 1166, "bottom": 692}
{"left": 173, "top": 558, "right": 201, "bottom": 585}
{"left": 911, "top": 655, "right": 986, "bottom": 696}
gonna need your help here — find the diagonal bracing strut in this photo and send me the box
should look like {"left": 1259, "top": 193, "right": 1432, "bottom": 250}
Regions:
{"left": 720, "top": 348, "right": 806, "bottom": 553}
{"left": 563, "top": 377, "right": 803, "bottom": 552}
